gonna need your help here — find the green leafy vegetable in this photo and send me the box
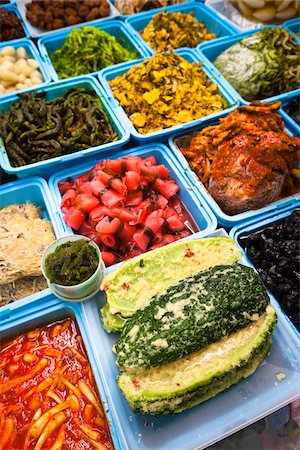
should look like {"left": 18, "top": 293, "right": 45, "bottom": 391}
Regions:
{"left": 51, "top": 26, "right": 139, "bottom": 79}
{"left": 45, "top": 240, "right": 99, "bottom": 286}
{"left": 0, "top": 87, "right": 119, "bottom": 167}
{"left": 213, "top": 28, "right": 300, "bottom": 101}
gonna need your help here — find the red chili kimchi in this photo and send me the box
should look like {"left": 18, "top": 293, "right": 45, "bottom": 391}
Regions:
{"left": 0, "top": 318, "right": 114, "bottom": 450}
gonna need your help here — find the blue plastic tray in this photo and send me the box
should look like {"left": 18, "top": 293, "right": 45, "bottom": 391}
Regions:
{"left": 0, "top": 75, "right": 130, "bottom": 179}
{"left": 197, "top": 26, "right": 300, "bottom": 105}
{"left": 81, "top": 227, "right": 300, "bottom": 450}
{"left": 0, "top": 293, "right": 124, "bottom": 450}
{"left": 0, "top": 38, "right": 51, "bottom": 99}
{"left": 0, "top": 4, "right": 30, "bottom": 40}
{"left": 37, "top": 19, "right": 151, "bottom": 82}
{"left": 230, "top": 201, "right": 300, "bottom": 338}
{"left": 99, "top": 47, "right": 239, "bottom": 143}
{"left": 125, "top": 1, "right": 238, "bottom": 55}
{"left": 0, "top": 177, "right": 64, "bottom": 307}
{"left": 48, "top": 142, "right": 218, "bottom": 270}
{"left": 168, "top": 108, "right": 300, "bottom": 227}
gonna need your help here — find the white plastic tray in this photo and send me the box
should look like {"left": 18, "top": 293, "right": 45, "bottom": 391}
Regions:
{"left": 82, "top": 228, "right": 300, "bottom": 450}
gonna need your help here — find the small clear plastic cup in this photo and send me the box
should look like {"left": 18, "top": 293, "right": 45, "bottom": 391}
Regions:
{"left": 41, "top": 235, "right": 105, "bottom": 302}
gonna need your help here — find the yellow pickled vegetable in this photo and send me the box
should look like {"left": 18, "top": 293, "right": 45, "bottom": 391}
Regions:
{"left": 109, "top": 52, "right": 227, "bottom": 134}
{"left": 140, "top": 11, "right": 216, "bottom": 52}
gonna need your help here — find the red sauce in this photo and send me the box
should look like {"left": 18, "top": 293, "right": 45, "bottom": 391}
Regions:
{"left": 0, "top": 318, "right": 114, "bottom": 450}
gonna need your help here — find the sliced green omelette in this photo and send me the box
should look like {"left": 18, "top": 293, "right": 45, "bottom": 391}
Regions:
{"left": 101, "top": 237, "right": 242, "bottom": 332}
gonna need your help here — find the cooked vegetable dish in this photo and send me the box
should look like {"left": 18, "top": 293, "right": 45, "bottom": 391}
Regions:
{"left": 0, "top": 203, "right": 55, "bottom": 307}
{"left": 229, "top": 0, "right": 299, "bottom": 23}
{"left": 50, "top": 26, "right": 139, "bottom": 79}
{"left": 140, "top": 11, "right": 216, "bottom": 52}
{"left": 0, "top": 317, "right": 114, "bottom": 449}
{"left": 59, "top": 155, "right": 197, "bottom": 266}
{"left": 114, "top": 0, "right": 186, "bottom": 15}
{"left": 0, "top": 87, "right": 118, "bottom": 167}
{"left": 109, "top": 52, "right": 226, "bottom": 134}
{"left": 179, "top": 102, "right": 300, "bottom": 215}
{"left": 283, "top": 96, "right": 300, "bottom": 126}
{"left": 239, "top": 209, "right": 300, "bottom": 331}
{"left": 45, "top": 239, "right": 99, "bottom": 286}
{"left": 26, "top": 0, "right": 110, "bottom": 31}
{"left": 213, "top": 28, "right": 300, "bottom": 101}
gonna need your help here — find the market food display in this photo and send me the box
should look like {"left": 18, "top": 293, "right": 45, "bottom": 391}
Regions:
{"left": 25, "top": 0, "right": 111, "bottom": 31}
{"left": 0, "top": 87, "right": 119, "bottom": 167}
{"left": 0, "top": 203, "right": 55, "bottom": 306}
{"left": 109, "top": 52, "right": 226, "bottom": 134}
{"left": 140, "top": 11, "right": 216, "bottom": 52}
{"left": 0, "top": 317, "right": 114, "bottom": 449}
{"left": 58, "top": 155, "right": 197, "bottom": 266}
{"left": 229, "top": 0, "right": 299, "bottom": 23}
{"left": 213, "top": 28, "right": 300, "bottom": 101}
{"left": 179, "top": 102, "right": 300, "bottom": 215}
{"left": 0, "top": 8, "right": 25, "bottom": 42}
{"left": 114, "top": 0, "right": 186, "bottom": 15}
{"left": 0, "top": 46, "right": 44, "bottom": 96}
{"left": 50, "top": 27, "right": 139, "bottom": 79}
{"left": 239, "top": 209, "right": 300, "bottom": 331}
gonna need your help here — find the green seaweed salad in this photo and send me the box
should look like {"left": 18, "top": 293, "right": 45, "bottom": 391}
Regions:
{"left": 45, "top": 239, "right": 99, "bottom": 286}
{"left": 0, "top": 87, "right": 119, "bottom": 167}
{"left": 51, "top": 26, "right": 139, "bottom": 79}
{"left": 213, "top": 28, "right": 300, "bottom": 101}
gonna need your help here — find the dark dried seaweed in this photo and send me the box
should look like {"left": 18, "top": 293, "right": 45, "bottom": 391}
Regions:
{"left": 0, "top": 87, "right": 119, "bottom": 167}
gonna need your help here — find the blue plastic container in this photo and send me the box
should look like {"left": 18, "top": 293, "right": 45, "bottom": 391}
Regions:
{"left": 125, "top": 1, "right": 238, "bottom": 55}
{"left": 230, "top": 201, "right": 300, "bottom": 338}
{"left": 0, "top": 75, "right": 130, "bottom": 179}
{"left": 0, "top": 177, "right": 64, "bottom": 307}
{"left": 168, "top": 108, "right": 300, "bottom": 227}
{"left": 37, "top": 19, "right": 151, "bottom": 82}
{"left": 99, "top": 47, "right": 239, "bottom": 143}
{"left": 0, "top": 38, "right": 51, "bottom": 99}
{"left": 197, "top": 26, "right": 300, "bottom": 105}
{"left": 0, "top": 293, "right": 124, "bottom": 450}
{"left": 0, "top": 4, "right": 30, "bottom": 41}
{"left": 283, "top": 17, "right": 300, "bottom": 42}
{"left": 81, "top": 227, "right": 300, "bottom": 450}
{"left": 48, "top": 142, "right": 218, "bottom": 270}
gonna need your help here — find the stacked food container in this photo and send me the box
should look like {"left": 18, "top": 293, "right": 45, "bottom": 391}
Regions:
{"left": 0, "top": 1, "right": 299, "bottom": 449}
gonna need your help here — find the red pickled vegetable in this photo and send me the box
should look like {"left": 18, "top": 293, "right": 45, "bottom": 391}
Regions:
{"left": 59, "top": 155, "right": 198, "bottom": 266}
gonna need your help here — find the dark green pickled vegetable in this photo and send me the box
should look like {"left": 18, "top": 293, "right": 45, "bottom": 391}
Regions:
{"left": 51, "top": 26, "right": 139, "bottom": 79}
{"left": 45, "top": 240, "right": 99, "bottom": 286}
{"left": 213, "top": 28, "right": 300, "bottom": 101}
{"left": 0, "top": 87, "right": 119, "bottom": 167}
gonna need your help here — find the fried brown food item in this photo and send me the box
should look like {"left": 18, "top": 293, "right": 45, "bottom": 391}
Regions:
{"left": 181, "top": 101, "right": 300, "bottom": 215}
{"left": 0, "top": 8, "right": 25, "bottom": 42}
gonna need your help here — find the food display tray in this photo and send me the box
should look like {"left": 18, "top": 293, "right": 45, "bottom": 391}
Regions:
{"left": 110, "top": 0, "right": 197, "bottom": 19}
{"left": 0, "top": 176, "right": 64, "bottom": 308}
{"left": 15, "top": 0, "right": 120, "bottom": 38}
{"left": 81, "top": 228, "right": 300, "bottom": 450}
{"left": 37, "top": 19, "right": 151, "bottom": 82}
{"left": 47, "top": 142, "right": 218, "bottom": 269}
{"left": 98, "top": 47, "right": 239, "bottom": 143}
{"left": 124, "top": 1, "right": 238, "bottom": 56}
{"left": 168, "top": 109, "right": 300, "bottom": 227}
{"left": 197, "top": 25, "right": 300, "bottom": 106}
{"left": 0, "top": 37, "right": 51, "bottom": 99}
{"left": 0, "top": 3, "right": 30, "bottom": 40}
{"left": 230, "top": 201, "right": 300, "bottom": 338}
{"left": 0, "top": 75, "right": 130, "bottom": 179}
{"left": 0, "top": 293, "right": 124, "bottom": 450}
